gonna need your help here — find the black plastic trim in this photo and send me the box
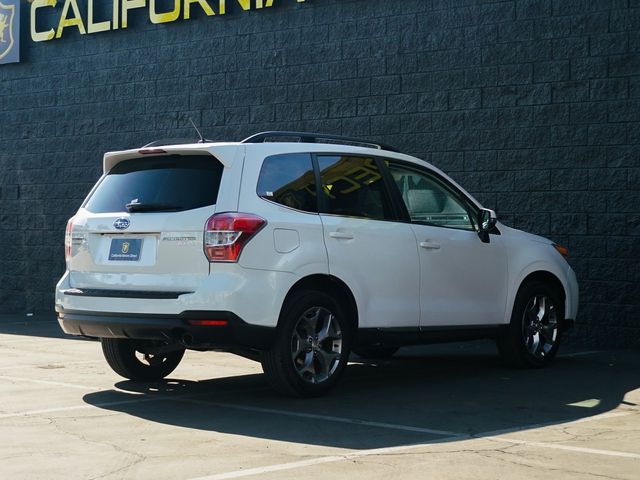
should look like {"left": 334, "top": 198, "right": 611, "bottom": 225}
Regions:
{"left": 141, "top": 138, "right": 212, "bottom": 148}
{"left": 56, "top": 308, "right": 275, "bottom": 350}
{"left": 62, "top": 288, "right": 192, "bottom": 300}
{"left": 241, "top": 131, "right": 401, "bottom": 153}
{"left": 355, "top": 324, "right": 501, "bottom": 348}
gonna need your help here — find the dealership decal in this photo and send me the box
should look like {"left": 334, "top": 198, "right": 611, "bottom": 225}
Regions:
{"left": 0, "top": 0, "right": 19, "bottom": 64}
{"left": 31, "top": 0, "right": 306, "bottom": 42}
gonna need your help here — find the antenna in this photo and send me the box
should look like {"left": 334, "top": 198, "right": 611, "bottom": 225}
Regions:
{"left": 188, "top": 117, "right": 205, "bottom": 144}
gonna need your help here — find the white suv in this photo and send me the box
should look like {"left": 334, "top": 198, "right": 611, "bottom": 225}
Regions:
{"left": 56, "top": 132, "right": 579, "bottom": 397}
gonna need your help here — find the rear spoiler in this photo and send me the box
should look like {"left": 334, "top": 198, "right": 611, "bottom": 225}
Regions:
{"left": 102, "top": 144, "right": 242, "bottom": 173}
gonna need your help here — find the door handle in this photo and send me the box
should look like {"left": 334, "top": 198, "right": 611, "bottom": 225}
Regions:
{"left": 329, "top": 231, "right": 355, "bottom": 240}
{"left": 420, "top": 241, "right": 441, "bottom": 250}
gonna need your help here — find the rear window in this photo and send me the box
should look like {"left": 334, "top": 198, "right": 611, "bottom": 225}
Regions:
{"left": 84, "top": 155, "right": 223, "bottom": 213}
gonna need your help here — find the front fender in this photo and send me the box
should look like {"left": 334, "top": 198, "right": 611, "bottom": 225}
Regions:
{"left": 505, "top": 259, "right": 576, "bottom": 323}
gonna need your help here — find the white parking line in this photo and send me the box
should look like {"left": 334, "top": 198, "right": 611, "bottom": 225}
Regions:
{"left": 189, "top": 438, "right": 465, "bottom": 480}
{"left": 2, "top": 341, "right": 636, "bottom": 478}
{"left": 0, "top": 395, "right": 154, "bottom": 420}
{"left": 0, "top": 374, "right": 462, "bottom": 437}
{"left": 558, "top": 350, "right": 603, "bottom": 358}
{"left": 191, "top": 433, "right": 640, "bottom": 480}
{"left": 2, "top": 371, "right": 635, "bottom": 438}
{"left": 0, "top": 337, "right": 77, "bottom": 346}
{"left": 0, "top": 320, "right": 57, "bottom": 326}
{"left": 0, "top": 374, "right": 100, "bottom": 391}
{"left": 2, "top": 385, "right": 283, "bottom": 421}
{"left": 0, "top": 376, "right": 462, "bottom": 436}
{"left": 187, "top": 410, "right": 639, "bottom": 480}
{"left": 0, "top": 338, "right": 54, "bottom": 346}
{"left": 571, "top": 410, "right": 637, "bottom": 422}
{"left": 0, "top": 360, "right": 103, "bottom": 371}
{"left": 476, "top": 410, "right": 635, "bottom": 437}
{"left": 485, "top": 436, "right": 640, "bottom": 459}
{"left": 0, "top": 385, "right": 269, "bottom": 420}
{"left": 177, "top": 397, "right": 462, "bottom": 436}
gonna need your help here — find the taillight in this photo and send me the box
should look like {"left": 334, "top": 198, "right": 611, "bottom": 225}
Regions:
{"left": 204, "top": 213, "right": 266, "bottom": 263}
{"left": 64, "top": 217, "right": 75, "bottom": 262}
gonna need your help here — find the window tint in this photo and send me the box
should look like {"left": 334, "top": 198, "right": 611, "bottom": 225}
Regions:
{"left": 388, "top": 164, "right": 475, "bottom": 230}
{"left": 257, "top": 153, "right": 317, "bottom": 212}
{"left": 317, "top": 155, "right": 395, "bottom": 221}
{"left": 84, "top": 155, "right": 223, "bottom": 213}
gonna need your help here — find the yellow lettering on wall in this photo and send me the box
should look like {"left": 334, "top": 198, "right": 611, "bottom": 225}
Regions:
{"left": 150, "top": 0, "right": 180, "bottom": 24}
{"left": 56, "top": 0, "right": 87, "bottom": 38}
{"left": 113, "top": 0, "right": 120, "bottom": 29}
{"left": 122, "top": 0, "right": 146, "bottom": 29}
{"left": 32, "top": 0, "right": 307, "bottom": 43}
{"left": 88, "top": 0, "right": 111, "bottom": 34}
{"left": 184, "top": 0, "right": 215, "bottom": 19}
{"left": 31, "top": 0, "right": 57, "bottom": 42}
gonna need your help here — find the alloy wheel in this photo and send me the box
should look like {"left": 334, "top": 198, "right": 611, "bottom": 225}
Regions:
{"left": 291, "top": 306, "right": 343, "bottom": 384}
{"left": 522, "top": 295, "right": 559, "bottom": 358}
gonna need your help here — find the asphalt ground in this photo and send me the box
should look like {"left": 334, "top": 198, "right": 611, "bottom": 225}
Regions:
{"left": 0, "top": 316, "right": 639, "bottom": 479}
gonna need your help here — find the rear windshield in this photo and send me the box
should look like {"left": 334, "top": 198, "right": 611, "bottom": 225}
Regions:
{"left": 84, "top": 155, "right": 223, "bottom": 213}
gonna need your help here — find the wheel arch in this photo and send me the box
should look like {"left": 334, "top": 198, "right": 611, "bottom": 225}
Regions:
{"left": 520, "top": 271, "right": 566, "bottom": 301}
{"left": 515, "top": 270, "right": 567, "bottom": 319}
{"left": 279, "top": 274, "right": 359, "bottom": 330}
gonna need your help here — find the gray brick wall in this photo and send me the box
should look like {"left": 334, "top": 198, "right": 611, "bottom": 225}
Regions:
{"left": 1, "top": 0, "right": 638, "bottom": 347}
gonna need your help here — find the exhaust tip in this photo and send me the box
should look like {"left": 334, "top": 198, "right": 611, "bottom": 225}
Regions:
{"left": 181, "top": 333, "right": 195, "bottom": 347}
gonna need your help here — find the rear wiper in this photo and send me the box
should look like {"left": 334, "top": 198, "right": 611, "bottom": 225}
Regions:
{"left": 125, "top": 202, "right": 183, "bottom": 212}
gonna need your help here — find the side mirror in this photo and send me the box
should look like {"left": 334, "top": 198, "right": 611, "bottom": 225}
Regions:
{"left": 478, "top": 208, "right": 497, "bottom": 243}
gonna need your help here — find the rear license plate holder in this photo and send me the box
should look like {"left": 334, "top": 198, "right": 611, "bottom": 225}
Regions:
{"left": 108, "top": 238, "right": 142, "bottom": 261}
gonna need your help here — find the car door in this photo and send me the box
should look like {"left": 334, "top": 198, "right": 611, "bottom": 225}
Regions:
{"left": 386, "top": 162, "right": 509, "bottom": 327}
{"left": 316, "top": 154, "right": 420, "bottom": 329}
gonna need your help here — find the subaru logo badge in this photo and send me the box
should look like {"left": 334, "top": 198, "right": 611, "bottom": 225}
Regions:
{"left": 113, "top": 217, "right": 130, "bottom": 230}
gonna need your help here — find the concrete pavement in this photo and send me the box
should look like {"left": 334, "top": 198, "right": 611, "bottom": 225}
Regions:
{"left": 0, "top": 316, "right": 638, "bottom": 479}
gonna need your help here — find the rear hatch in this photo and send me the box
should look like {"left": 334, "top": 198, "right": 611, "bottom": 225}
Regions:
{"left": 67, "top": 154, "right": 223, "bottom": 292}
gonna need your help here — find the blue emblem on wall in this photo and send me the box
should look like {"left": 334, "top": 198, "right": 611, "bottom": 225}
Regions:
{"left": 0, "top": 0, "right": 19, "bottom": 65}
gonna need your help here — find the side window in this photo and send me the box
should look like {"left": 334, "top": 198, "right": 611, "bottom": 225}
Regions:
{"left": 388, "top": 164, "right": 475, "bottom": 231}
{"left": 317, "top": 155, "right": 396, "bottom": 221}
{"left": 257, "top": 153, "right": 317, "bottom": 213}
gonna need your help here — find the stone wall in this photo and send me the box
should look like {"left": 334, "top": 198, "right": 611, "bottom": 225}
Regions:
{"left": 1, "top": 0, "right": 638, "bottom": 347}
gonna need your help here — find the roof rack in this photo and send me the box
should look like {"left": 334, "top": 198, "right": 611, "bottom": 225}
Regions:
{"left": 241, "top": 131, "right": 400, "bottom": 153}
{"left": 141, "top": 138, "right": 211, "bottom": 148}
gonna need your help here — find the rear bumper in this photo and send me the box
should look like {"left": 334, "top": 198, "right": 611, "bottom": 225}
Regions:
{"left": 56, "top": 308, "right": 275, "bottom": 351}
{"left": 55, "top": 267, "right": 296, "bottom": 330}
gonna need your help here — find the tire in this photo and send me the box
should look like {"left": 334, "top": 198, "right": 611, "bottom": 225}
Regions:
{"left": 353, "top": 347, "right": 399, "bottom": 359}
{"left": 101, "top": 338, "right": 185, "bottom": 381}
{"left": 261, "top": 290, "right": 353, "bottom": 397}
{"left": 497, "top": 280, "right": 564, "bottom": 368}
